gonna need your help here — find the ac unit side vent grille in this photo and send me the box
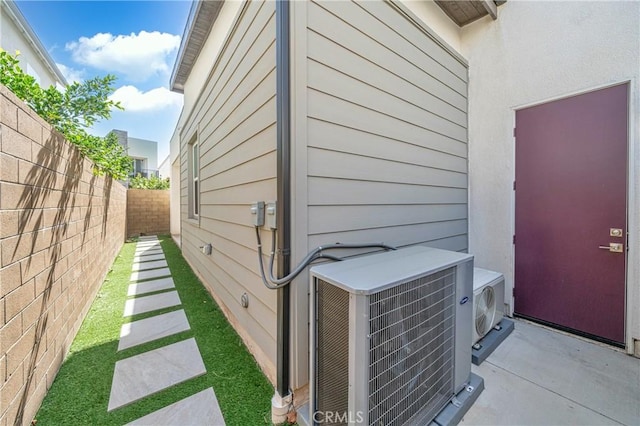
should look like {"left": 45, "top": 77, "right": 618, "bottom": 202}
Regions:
{"left": 316, "top": 279, "right": 350, "bottom": 424}
{"left": 368, "top": 268, "right": 457, "bottom": 425}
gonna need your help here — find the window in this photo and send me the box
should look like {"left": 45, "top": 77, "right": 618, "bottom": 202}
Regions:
{"left": 133, "top": 158, "right": 144, "bottom": 176}
{"left": 189, "top": 139, "right": 199, "bottom": 218}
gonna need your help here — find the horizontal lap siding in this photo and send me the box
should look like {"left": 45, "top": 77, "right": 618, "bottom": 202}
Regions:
{"left": 306, "top": 0, "right": 469, "bottom": 252}
{"left": 180, "top": 0, "right": 277, "bottom": 379}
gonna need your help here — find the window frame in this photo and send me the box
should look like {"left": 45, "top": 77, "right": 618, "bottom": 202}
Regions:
{"left": 187, "top": 135, "right": 200, "bottom": 220}
{"left": 192, "top": 141, "right": 199, "bottom": 217}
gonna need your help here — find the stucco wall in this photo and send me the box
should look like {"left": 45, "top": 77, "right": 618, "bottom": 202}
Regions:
{"left": 0, "top": 85, "right": 126, "bottom": 425}
{"left": 127, "top": 137, "right": 158, "bottom": 171}
{"left": 461, "top": 1, "right": 640, "bottom": 352}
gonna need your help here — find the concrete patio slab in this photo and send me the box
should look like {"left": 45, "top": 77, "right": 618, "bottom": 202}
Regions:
{"left": 463, "top": 319, "right": 640, "bottom": 425}
{"left": 118, "top": 310, "right": 190, "bottom": 351}
{"left": 108, "top": 338, "right": 206, "bottom": 411}
{"left": 464, "top": 359, "right": 619, "bottom": 425}
{"left": 131, "top": 268, "right": 171, "bottom": 282}
{"left": 132, "top": 260, "right": 168, "bottom": 271}
{"left": 127, "top": 277, "right": 175, "bottom": 296}
{"left": 476, "top": 320, "right": 640, "bottom": 425}
{"left": 124, "top": 388, "right": 225, "bottom": 426}
{"left": 133, "top": 254, "right": 165, "bottom": 263}
{"left": 123, "top": 291, "right": 181, "bottom": 317}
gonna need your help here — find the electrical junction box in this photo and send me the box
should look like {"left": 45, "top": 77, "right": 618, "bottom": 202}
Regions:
{"left": 265, "top": 202, "right": 277, "bottom": 230}
{"left": 250, "top": 201, "right": 265, "bottom": 227}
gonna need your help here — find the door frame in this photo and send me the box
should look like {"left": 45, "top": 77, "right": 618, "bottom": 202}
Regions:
{"left": 509, "top": 79, "right": 637, "bottom": 354}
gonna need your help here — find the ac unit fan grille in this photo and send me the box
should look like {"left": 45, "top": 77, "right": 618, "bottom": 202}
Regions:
{"left": 368, "top": 268, "right": 457, "bottom": 425}
{"left": 475, "top": 286, "right": 496, "bottom": 338}
{"left": 316, "top": 279, "right": 350, "bottom": 425}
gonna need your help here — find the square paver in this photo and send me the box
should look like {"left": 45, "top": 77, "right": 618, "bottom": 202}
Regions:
{"left": 135, "top": 249, "right": 164, "bottom": 257}
{"left": 123, "top": 291, "right": 181, "bottom": 317}
{"left": 130, "top": 268, "right": 171, "bottom": 282}
{"left": 138, "top": 236, "right": 158, "bottom": 241}
{"left": 128, "top": 277, "right": 175, "bottom": 296}
{"left": 118, "top": 310, "right": 190, "bottom": 351}
{"left": 108, "top": 338, "right": 206, "bottom": 411}
{"left": 137, "top": 245, "right": 161, "bottom": 252}
{"left": 137, "top": 240, "right": 160, "bottom": 246}
{"left": 125, "top": 388, "right": 225, "bottom": 426}
{"left": 133, "top": 253, "right": 165, "bottom": 263}
{"left": 132, "top": 260, "right": 168, "bottom": 271}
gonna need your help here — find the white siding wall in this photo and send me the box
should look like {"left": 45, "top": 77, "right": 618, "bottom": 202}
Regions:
{"left": 179, "top": 0, "right": 278, "bottom": 382}
{"left": 461, "top": 1, "right": 640, "bottom": 353}
{"left": 290, "top": 0, "right": 468, "bottom": 388}
{"left": 305, "top": 0, "right": 468, "bottom": 251}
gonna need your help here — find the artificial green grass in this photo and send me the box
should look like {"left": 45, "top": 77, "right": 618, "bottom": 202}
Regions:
{"left": 35, "top": 236, "right": 273, "bottom": 425}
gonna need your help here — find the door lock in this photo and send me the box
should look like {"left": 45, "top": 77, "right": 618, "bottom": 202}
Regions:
{"left": 610, "top": 228, "right": 623, "bottom": 237}
{"left": 598, "top": 243, "right": 624, "bottom": 253}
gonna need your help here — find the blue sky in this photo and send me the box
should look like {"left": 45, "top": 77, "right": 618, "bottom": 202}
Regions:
{"left": 15, "top": 0, "right": 193, "bottom": 164}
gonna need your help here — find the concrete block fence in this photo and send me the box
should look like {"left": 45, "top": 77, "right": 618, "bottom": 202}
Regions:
{"left": 127, "top": 189, "right": 169, "bottom": 238}
{"left": 0, "top": 85, "right": 127, "bottom": 426}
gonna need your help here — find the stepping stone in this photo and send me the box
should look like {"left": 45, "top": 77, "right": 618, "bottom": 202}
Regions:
{"left": 123, "top": 291, "right": 181, "bottom": 317}
{"left": 128, "top": 277, "right": 175, "bottom": 296}
{"left": 137, "top": 244, "right": 161, "bottom": 251}
{"left": 137, "top": 243, "right": 161, "bottom": 249}
{"left": 118, "top": 310, "right": 190, "bottom": 351}
{"left": 138, "top": 236, "right": 158, "bottom": 241}
{"left": 133, "top": 254, "right": 165, "bottom": 263}
{"left": 135, "top": 249, "right": 164, "bottom": 257}
{"left": 132, "top": 260, "right": 168, "bottom": 271}
{"left": 108, "top": 338, "right": 206, "bottom": 411}
{"left": 137, "top": 245, "right": 161, "bottom": 252}
{"left": 125, "top": 388, "right": 225, "bottom": 426}
{"left": 131, "top": 268, "right": 171, "bottom": 282}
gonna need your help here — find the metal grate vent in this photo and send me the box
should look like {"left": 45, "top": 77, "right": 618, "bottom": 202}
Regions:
{"left": 316, "top": 279, "right": 350, "bottom": 425}
{"left": 368, "top": 268, "right": 457, "bottom": 425}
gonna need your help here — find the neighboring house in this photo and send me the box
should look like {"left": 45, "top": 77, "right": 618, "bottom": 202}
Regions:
{"left": 158, "top": 155, "right": 170, "bottom": 179}
{"left": 0, "top": 0, "right": 67, "bottom": 88}
{"left": 169, "top": 0, "right": 640, "bottom": 420}
{"left": 112, "top": 129, "right": 159, "bottom": 178}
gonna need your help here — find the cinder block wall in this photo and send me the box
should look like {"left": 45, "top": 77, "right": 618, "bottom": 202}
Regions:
{"left": 0, "top": 85, "right": 127, "bottom": 425}
{"left": 127, "top": 189, "right": 169, "bottom": 237}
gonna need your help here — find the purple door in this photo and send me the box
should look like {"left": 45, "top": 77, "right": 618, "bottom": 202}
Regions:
{"left": 514, "top": 84, "right": 628, "bottom": 345}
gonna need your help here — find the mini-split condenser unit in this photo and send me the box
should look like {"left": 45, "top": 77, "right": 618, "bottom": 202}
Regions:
{"left": 309, "top": 246, "right": 474, "bottom": 425}
{"left": 472, "top": 268, "right": 505, "bottom": 345}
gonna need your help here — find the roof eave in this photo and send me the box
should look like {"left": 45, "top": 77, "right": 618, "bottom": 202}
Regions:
{"left": 2, "top": 0, "right": 68, "bottom": 86}
{"left": 170, "top": 0, "right": 224, "bottom": 93}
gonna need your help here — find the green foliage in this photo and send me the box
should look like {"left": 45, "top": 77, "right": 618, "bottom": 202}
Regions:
{"left": 0, "top": 49, "right": 131, "bottom": 179}
{"left": 129, "top": 173, "right": 170, "bottom": 190}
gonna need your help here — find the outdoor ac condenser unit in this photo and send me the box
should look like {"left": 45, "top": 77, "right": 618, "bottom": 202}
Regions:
{"left": 472, "top": 268, "right": 505, "bottom": 345}
{"left": 309, "top": 246, "right": 474, "bottom": 425}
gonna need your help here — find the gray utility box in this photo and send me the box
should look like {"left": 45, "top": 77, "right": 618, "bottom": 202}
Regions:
{"left": 309, "top": 246, "right": 474, "bottom": 425}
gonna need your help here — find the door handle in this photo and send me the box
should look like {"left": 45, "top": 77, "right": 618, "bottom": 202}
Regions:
{"left": 598, "top": 243, "right": 624, "bottom": 253}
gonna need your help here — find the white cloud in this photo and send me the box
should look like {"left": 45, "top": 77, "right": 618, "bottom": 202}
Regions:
{"left": 56, "top": 63, "right": 84, "bottom": 83}
{"left": 66, "top": 31, "right": 180, "bottom": 81}
{"left": 110, "top": 85, "right": 182, "bottom": 112}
